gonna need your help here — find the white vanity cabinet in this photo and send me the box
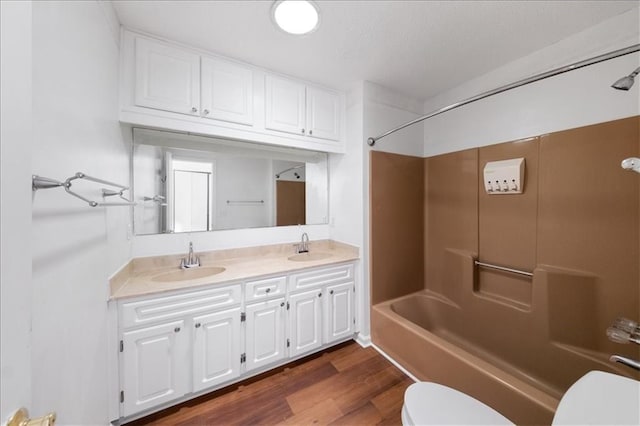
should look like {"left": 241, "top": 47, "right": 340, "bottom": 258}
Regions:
{"left": 192, "top": 306, "right": 242, "bottom": 393}
{"left": 245, "top": 297, "right": 287, "bottom": 371}
{"left": 115, "top": 261, "right": 356, "bottom": 421}
{"left": 121, "top": 319, "right": 190, "bottom": 416}
{"left": 288, "top": 263, "right": 356, "bottom": 357}
{"left": 118, "top": 284, "right": 242, "bottom": 417}
{"left": 288, "top": 289, "right": 323, "bottom": 358}
{"left": 324, "top": 281, "right": 355, "bottom": 343}
{"left": 265, "top": 74, "right": 341, "bottom": 142}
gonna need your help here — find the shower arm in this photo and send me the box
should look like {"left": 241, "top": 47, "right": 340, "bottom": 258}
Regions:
{"left": 367, "top": 44, "right": 640, "bottom": 147}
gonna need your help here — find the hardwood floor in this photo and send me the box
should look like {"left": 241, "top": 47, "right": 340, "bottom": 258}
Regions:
{"left": 126, "top": 341, "right": 413, "bottom": 426}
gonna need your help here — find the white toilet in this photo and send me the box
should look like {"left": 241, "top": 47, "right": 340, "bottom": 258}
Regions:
{"left": 402, "top": 371, "right": 640, "bottom": 425}
{"left": 402, "top": 382, "right": 513, "bottom": 425}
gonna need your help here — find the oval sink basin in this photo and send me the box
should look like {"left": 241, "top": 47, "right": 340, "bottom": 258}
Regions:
{"left": 151, "top": 266, "right": 226, "bottom": 282}
{"left": 287, "top": 252, "right": 333, "bottom": 262}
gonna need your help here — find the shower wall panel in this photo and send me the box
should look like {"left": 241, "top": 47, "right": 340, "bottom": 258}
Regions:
{"left": 477, "top": 137, "right": 540, "bottom": 307}
{"left": 424, "top": 149, "right": 478, "bottom": 297}
{"left": 537, "top": 116, "right": 640, "bottom": 358}
{"left": 370, "top": 151, "right": 424, "bottom": 304}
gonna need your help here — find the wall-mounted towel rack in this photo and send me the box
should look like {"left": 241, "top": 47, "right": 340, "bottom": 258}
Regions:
{"left": 226, "top": 200, "right": 264, "bottom": 205}
{"left": 475, "top": 261, "right": 533, "bottom": 277}
{"left": 32, "top": 172, "right": 136, "bottom": 207}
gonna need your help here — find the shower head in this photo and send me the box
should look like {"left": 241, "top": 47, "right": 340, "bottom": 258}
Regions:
{"left": 612, "top": 67, "right": 640, "bottom": 90}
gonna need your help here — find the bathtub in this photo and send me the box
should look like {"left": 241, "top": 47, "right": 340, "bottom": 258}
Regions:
{"left": 372, "top": 290, "right": 636, "bottom": 425}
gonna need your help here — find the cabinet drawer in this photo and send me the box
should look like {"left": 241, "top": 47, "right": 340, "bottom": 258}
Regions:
{"left": 245, "top": 276, "right": 287, "bottom": 302}
{"left": 289, "top": 263, "right": 354, "bottom": 292}
{"left": 120, "top": 284, "right": 241, "bottom": 329}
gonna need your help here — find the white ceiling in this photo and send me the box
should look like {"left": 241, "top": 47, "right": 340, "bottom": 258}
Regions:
{"left": 112, "top": 1, "right": 639, "bottom": 101}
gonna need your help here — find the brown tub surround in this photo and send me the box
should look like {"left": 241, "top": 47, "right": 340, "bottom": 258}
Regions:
{"left": 370, "top": 151, "right": 424, "bottom": 305}
{"left": 370, "top": 116, "right": 640, "bottom": 425}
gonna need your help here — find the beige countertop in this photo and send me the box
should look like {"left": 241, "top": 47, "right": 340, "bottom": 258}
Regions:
{"left": 110, "top": 240, "right": 359, "bottom": 300}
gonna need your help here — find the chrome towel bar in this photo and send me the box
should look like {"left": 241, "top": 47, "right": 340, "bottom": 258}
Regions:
{"left": 226, "top": 200, "right": 264, "bottom": 204}
{"left": 474, "top": 261, "right": 533, "bottom": 277}
{"left": 32, "top": 172, "right": 135, "bottom": 207}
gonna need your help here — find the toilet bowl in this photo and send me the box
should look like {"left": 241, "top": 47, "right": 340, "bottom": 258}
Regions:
{"left": 402, "top": 371, "right": 640, "bottom": 426}
{"left": 402, "top": 382, "right": 514, "bottom": 425}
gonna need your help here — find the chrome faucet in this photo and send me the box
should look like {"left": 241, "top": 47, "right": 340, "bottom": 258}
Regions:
{"left": 296, "top": 232, "right": 309, "bottom": 254}
{"left": 180, "top": 241, "right": 201, "bottom": 269}
{"left": 607, "top": 316, "right": 640, "bottom": 371}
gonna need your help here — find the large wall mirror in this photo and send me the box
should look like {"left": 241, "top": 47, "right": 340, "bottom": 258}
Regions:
{"left": 132, "top": 128, "right": 329, "bottom": 235}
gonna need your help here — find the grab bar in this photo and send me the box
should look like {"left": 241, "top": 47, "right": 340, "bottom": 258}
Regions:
{"left": 610, "top": 355, "right": 640, "bottom": 371}
{"left": 474, "top": 261, "right": 533, "bottom": 277}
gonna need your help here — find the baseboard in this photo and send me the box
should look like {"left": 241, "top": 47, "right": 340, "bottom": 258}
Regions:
{"left": 355, "top": 333, "right": 371, "bottom": 347}
{"left": 371, "top": 343, "right": 420, "bottom": 383}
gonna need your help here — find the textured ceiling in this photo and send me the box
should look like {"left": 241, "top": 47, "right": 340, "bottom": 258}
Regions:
{"left": 112, "top": 1, "right": 639, "bottom": 101}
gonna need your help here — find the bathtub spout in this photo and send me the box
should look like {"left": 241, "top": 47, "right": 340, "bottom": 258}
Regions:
{"left": 609, "top": 355, "right": 640, "bottom": 371}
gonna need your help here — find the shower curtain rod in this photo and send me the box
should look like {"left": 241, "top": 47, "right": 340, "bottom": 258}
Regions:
{"left": 367, "top": 44, "right": 640, "bottom": 147}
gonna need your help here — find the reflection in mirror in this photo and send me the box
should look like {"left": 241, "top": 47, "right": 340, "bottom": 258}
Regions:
{"left": 132, "top": 128, "right": 329, "bottom": 235}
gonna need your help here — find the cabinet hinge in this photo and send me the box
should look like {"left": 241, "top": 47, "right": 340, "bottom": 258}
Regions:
{"left": 240, "top": 353, "right": 246, "bottom": 363}
{"left": 353, "top": 285, "right": 355, "bottom": 293}
{"left": 240, "top": 312, "right": 246, "bottom": 322}
{"left": 119, "top": 340, "right": 123, "bottom": 352}
{"left": 287, "top": 338, "right": 290, "bottom": 348}
{"left": 120, "top": 391, "right": 124, "bottom": 403}
{"left": 353, "top": 317, "right": 356, "bottom": 325}
{"left": 286, "top": 302, "right": 290, "bottom": 310}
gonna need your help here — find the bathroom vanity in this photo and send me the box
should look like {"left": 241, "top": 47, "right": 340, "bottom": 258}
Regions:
{"left": 109, "top": 240, "right": 358, "bottom": 421}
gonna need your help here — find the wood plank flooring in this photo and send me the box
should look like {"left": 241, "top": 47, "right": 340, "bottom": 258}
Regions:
{"left": 126, "top": 341, "right": 413, "bottom": 426}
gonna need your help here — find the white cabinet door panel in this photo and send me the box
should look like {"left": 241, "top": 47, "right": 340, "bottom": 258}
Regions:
{"left": 245, "top": 298, "right": 286, "bottom": 372}
{"left": 265, "top": 75, "right": 306, "bottom": 136}
{"left": 324, "top": 282, "right": 355, "bottom": 343}
{"left": 306, "top": 87, "right": 340, "bottom": 141}
{"left": 121, "top": 320, "right": 189, "bottom": 417}
{"left": 135, "top": 37, "right": 200, "bottom": 115}
{"left": 192, "top": 307, "right": 241, "bottom": 392}
{"left": 289, "top": 289, "right": 322, "bottom": 358}
{"left": 201, "top": 57, "right": 253, "bottom": 125}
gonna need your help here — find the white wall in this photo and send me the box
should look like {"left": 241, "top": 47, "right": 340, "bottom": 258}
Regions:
{"left": 1, "top": 1, "right": 33, "bottom": 422}
{"left": 30, "top": 2, "right": 130, "bottom": 424}
{"left": 327, "top": 82, "right": 424, "bottom": 342}
{"left": 216, "top": 157, "right": 273, "bottom": 229}
{"left": 423, "top": 9, "right": 640, "bottom": 156}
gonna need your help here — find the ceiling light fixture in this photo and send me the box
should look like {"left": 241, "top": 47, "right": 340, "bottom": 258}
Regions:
{"left": 271, "top": 0, "right": 320, "bottom": 35}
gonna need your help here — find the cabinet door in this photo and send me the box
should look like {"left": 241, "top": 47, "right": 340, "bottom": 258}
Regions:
{"left": 245, "top": 298, "right": 286, "bottom": 372}
{"left": 192, "top": 307, "right": 241, "bottom": 393}
{"left": 324, "top": 282, "right": 355, "bottom": 344}
{"left": 121, "top": 320, "right": 189, "bottom": 417}
{"left": 201, "top": 57, "right": 253, "bottom": 126}
{"left": 306, "top": 86, "right": 341, "bottom": 141}
{"left": 265, "top": 75, "right": 306, "bottom": 136}
{"left": 134, "top": 37, "right": 200, "bottom": 116}
{"left": 289, "top": 289, "right": 323, "bottom": 358}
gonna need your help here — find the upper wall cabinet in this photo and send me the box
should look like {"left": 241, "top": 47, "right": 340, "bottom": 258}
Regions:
{"left": 134, "top": 38, "right": 201, "bottom": 116}
{"left": 121, "top": 29, "right": 345, "bottom": 153}
{"left": 201, "top": 57, "right": 253, "bottom": 126}
{"left": 266, "top": 75, "right": 340, "bottom": 142}
{"left": 133, "top": 36, "right": 252, "bottom": 125}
